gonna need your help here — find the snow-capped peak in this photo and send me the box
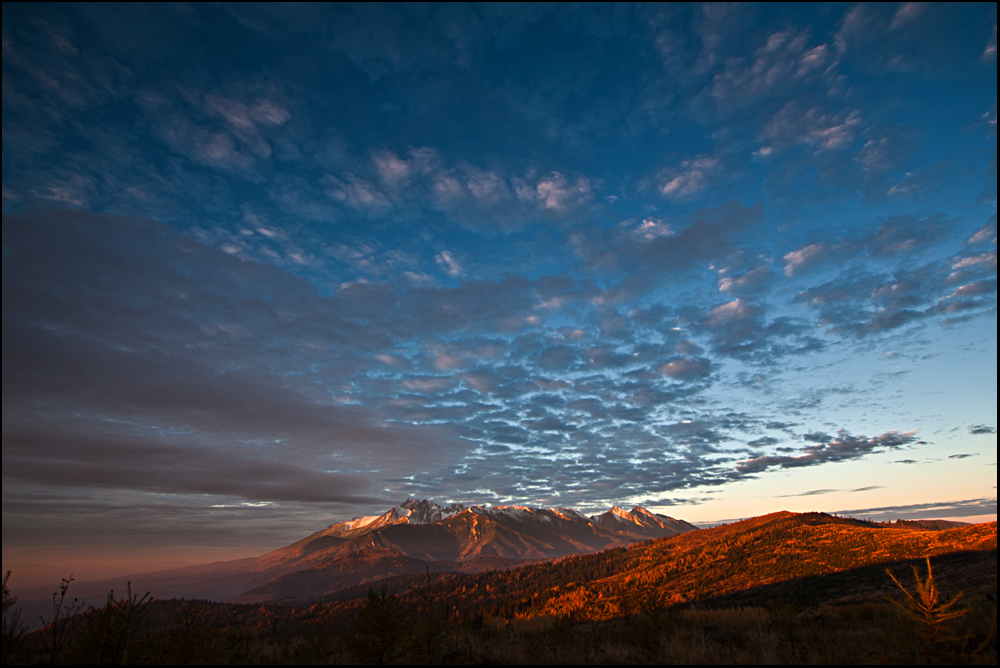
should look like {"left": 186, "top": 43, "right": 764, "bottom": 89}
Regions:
{"left": 393, "top": 498, "right": 466, "bottom": 524}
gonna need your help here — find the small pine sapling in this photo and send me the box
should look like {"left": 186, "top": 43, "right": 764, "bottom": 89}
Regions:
{"left": 886, "top": 556, "right": 994, "bottom": 663}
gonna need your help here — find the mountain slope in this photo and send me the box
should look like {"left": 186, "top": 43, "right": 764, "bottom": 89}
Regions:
{"left": 363, "top": 512, "right": 995, "bottom": 623}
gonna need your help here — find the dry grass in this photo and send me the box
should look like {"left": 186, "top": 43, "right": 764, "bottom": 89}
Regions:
{"left": 444, "top": 600, "right": 997, "bottom": 665}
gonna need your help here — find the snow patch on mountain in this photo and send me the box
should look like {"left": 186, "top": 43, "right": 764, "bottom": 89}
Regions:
{"left": 344, "top": 515, "right": 380, "bottom": 530}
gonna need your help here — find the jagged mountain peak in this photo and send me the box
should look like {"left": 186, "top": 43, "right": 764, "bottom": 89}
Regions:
{"left": 587, "top": 504, "right": 692, "bottom": 532}
{"left": 379, "top": 498, "right": 468, "bottom": 525}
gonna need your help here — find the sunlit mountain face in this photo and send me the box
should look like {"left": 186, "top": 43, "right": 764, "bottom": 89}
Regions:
{"left": 1, "top": 4, "right": 996, "bottom": 586}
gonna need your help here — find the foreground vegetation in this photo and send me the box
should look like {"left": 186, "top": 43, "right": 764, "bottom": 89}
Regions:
{"left": 3, "top": 515, "right": 996, "bottom": 664}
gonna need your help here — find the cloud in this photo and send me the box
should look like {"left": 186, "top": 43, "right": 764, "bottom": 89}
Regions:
{"left": 373, "top": 150, "right": 413, "bottom": 185}
{"left": 834, "top": 498, "right": 997, "bottom": 522}
{"left": 3, "top": 427, "right": 377, "bottom": 505}
{"left": 657, "top": 357, "right": 712, "bottom": 382}
{"left": 710, "top": 29, "right": 834, "bottom": 105}
{"left": 435, "top": 250, "right": 462, "bottom": 277}
{"left": 736, "top": 430, "right": 918, "bottom": 474}
{"left": 835, "top": 3, "right": 991, "bottom": 74}
{"left": 791, "top": 237, "right": 998, "bottom": 338}
{"left": 784, "top": 243, "right": 828, "bottom": 277}
{"left": 948, "top": 453, "right": 977, "bottom": 460}
{"left": 719, "top": 266, "right": 772, "bottom": 294}
{"left": 660, "top": 155, "right": 720, "bottom": 198}
{"left": 631, "top": 218, "right": 676, "bottom": 242}
{"left": 969, "top": 424, "right": 997, "bottom": 435}
{"left": 323, "top": 173, "right": 391, "bottom": 213}
{"left": 890, "top": 3, "right": 927, "bottom": 31}
{"left": 867, "top": 214, "right": 947, "bottom": 255}
{"left": 203, "top": 94, "right": 281, "bottom": 159}
{"left": 525, "top": 172, "right": 593, "bottom": 213}
{"left": 703, "top": 298, "right": 753, "bottom": 327}
{"left": 333, "top": 148, "right": 596, "bottom": 231}
{"left": 3, "top": 210, "right": 476, "bottom": 506}
{"left": 689, "top": 297, "right": 820, "bottom": 361}
{"left": 763, "top": 103, "right": 862, "bottom": 151}
{"left": 587, "top": 200, "right": 765, "bottom": 300}
{"left": 776, "top": 485, "right": 882, "bottom": 497}
{"left": 966, "top": 220, "right": 997, "bottom": 245}
{"left": 949, "top": 250, "right": 997, "bottom": 277}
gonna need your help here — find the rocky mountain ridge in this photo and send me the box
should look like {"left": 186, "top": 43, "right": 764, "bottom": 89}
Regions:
{"left": 43, "top": 498, "right": 697, "bottom": 605}
{"left": 233, "top": 498, "right": 698, "bottom": 600}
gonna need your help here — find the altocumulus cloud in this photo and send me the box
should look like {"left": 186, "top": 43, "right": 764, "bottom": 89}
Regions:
{"left": 736, "top": 430, "right": 919, "bottom": 474}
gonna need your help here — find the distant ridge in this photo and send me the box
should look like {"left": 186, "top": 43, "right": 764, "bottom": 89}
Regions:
{"left": 881, "top": 518, "right": 970, "bottom": 531}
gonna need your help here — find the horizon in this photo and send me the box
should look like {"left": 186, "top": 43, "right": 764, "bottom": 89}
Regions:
{"left": 2, "top": 3, "right": 997, "bottom": 592}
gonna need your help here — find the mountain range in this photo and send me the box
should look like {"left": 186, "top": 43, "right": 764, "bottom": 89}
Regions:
{"left": 53, "top": 499, "right": 697, "bottom": 605}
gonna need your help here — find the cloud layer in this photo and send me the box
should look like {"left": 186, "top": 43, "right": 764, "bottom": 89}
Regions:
{"left": 2, "top": 4, "right": 996, "bottom": 568}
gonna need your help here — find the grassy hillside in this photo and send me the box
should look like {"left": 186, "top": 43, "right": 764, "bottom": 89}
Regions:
{"left": 387, "top": 511, "right": 996, "bottom": 622}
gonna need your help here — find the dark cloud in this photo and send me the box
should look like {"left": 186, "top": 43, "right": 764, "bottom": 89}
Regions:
{"left": 780, "top": 489, "right": 837, "bottom": 497}
{"left": 2, "top": 210, "right": 472, "bottom": 504}
{"left": 866, "top": 214, "right": 949, "bottom": 256}
{"left": 736, "top": 430, "right": 918, "bottom": 474}
{"left": 3, "top": 427, "right": 378, "bottom": 505}
{"left": 777, "top": 486, "right": 881, "bottom": 497}
{"left": 747, "top": 436, "right": 780, "bottom": 447}
{"left": 969, "top": 424, "right": 997, "bottom": 435}
{"left": 948, "top": 454, "right": 977, "bottom": 460}
{"left": 688, "top": 297, "right": 822, "bottom": 362}
{"left": 718, "top": 265, "right": 773, "bottom": 295}
{"left": 793, "top": 242, "right": 998, "bottom": 338}
{"left": 582, "top": 201, "right": 764, "bottom": 301}
{"left": 835, "top": 3, "right": 995, "bottom": 75}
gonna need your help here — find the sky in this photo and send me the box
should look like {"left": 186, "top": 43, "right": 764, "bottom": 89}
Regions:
{"left": 2, "top": 3, "right": 997, "bottom": 586}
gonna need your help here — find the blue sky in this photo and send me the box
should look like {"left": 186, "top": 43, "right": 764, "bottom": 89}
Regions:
{"left": 2, "top": 3, "right": 997, "bottom": 582}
